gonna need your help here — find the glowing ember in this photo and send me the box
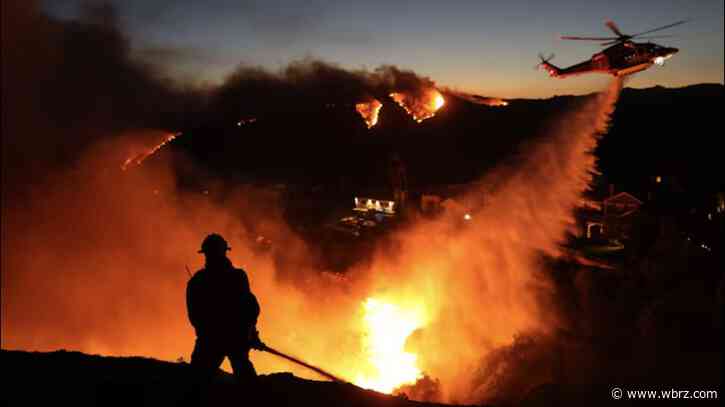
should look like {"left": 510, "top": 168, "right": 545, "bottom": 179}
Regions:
{"left": 355, "top": 297, "right": 426, "bottom": 394}
{"left": 486, "top": 98, "right": 508, "bottom": 107}
{"left": 389, "top": 89, "right": 445, "bottom": 123}
{"left": 355, "top": 99, "right": 383, "bottom": 129}
{"left": 236, "top": 117, "right": 257, "bottom": 126}
{"left": 121, "top": 132, "right": 180, "bottom": 171}
{"left": 446, "top": 91, "right": 510, "bottom": 107}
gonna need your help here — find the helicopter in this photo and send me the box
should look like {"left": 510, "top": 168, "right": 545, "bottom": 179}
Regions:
{"left": 538, "top": 20, "right": 684, "bottom": 78}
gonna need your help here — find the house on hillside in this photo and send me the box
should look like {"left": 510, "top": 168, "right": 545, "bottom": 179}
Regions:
{"left": 603, "top": 192, "right": 644, "bottom": 241}
{"left": 354, "top": 197, "right": 396, "bottom": 215}
{"left": 577, "top": 189, "right": 644, "bottom": 242}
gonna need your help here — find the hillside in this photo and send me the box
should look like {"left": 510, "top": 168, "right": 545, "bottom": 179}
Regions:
{"left": 167, "top": 83, "right": 724, "bottom": 191}
{"left": 0, "top": 349, "right": 473, "bottom": 407}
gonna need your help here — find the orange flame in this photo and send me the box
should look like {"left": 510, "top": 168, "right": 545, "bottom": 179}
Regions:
{"left": 444, "top": 90, "right": 509, "bottom": 107}
{"left": 354, "top": 297, "right": 427, "bottom": 393}
{"left": 484, "top": 98, "right": 508, "bottom": 107}
{"left": 390, "top": 89, "right": 445, "bottom": 123}
{"left": 355, "top": 99, "right": 383, "bottom": 129}
{"left": 121, "top": 132, "right": 180, "bottom": 171}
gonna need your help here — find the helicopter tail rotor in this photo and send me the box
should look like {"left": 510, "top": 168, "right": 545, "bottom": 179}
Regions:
{"left": 537, "top": 53, "right": 555, "bottom": 64}
{"left": 536, "top": 53, "right": 560, "bottom": 77}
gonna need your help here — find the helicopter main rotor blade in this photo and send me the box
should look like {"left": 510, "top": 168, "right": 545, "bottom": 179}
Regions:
{"left": 561, "top": 36, "right": 618, "bottom": 41}
{"left": 605, "top": 20, "right": 626, "bottom": 37}
{"left": 630, "top": 20, "right": 687, "bottom": 37}
{"left": 634, "top": 35, "right": 675, "bottom": 40}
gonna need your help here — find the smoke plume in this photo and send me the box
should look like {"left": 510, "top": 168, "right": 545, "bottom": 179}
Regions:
{"left": 209, "top": 60, "right": 441, "bottom": 123}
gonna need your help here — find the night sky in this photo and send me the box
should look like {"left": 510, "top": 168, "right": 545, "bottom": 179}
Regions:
{"left": 43, "top": 0, "right": 724, "bottom": 97}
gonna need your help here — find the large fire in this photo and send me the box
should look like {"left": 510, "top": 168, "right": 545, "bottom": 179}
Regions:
{"left": 354, "top": 297, "right": 427, "bottom": 393}
{"left": 4, "top": 5, "right": 639, "bottom": 404}
{"left": 355, "top": 99, "right": 383, "bottom": 129}
{"left": 4, "top": 76, "right": 624, "bottom": 405}
{"left": 390, "top": 88, "right": 445, "bottom": 123}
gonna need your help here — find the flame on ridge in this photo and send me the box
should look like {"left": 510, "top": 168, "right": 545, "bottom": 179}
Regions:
{"left": 355, "top": 99, "right": 383, "bottom": 129}
{"left": 121, "top": 132, "right": 180, "bottom": 171}
{"left": 389, "top": 89, "right": 445, "bottom": 123}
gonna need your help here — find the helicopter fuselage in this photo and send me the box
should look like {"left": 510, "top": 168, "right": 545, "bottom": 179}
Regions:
{"left": 541, "top": 41, "right": 679, "bottom": 78}
{"left": 540, "top": 19, "right": 683, "bottom": 79}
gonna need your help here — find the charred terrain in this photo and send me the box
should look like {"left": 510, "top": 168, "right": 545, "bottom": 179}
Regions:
{"left": 2, "top": 2, "right": 723, "bottom": 407}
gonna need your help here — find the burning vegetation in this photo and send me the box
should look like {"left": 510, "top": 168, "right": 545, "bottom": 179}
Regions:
{"left": 212, "top": 61, "right": 447, "bottom": 132}
{"left": 354, "top": 297, "right": 427, "bottom": 393}
{"left": 446, "top": 90, "right": 510, "bottom": 107}
{"left": 355, "top": 99, "right": 383, "bottom": 129}
{"left": 389, "top": 88, "right": 445, "bottom": 123}
{"left": 121, "top": 131, "right": 180, "bottom": 171}
{"left": 355, "top": 89, "right": 445, "bottom": 129}
{"left": 482, "top": 98, "right": 508, "bottom": 107}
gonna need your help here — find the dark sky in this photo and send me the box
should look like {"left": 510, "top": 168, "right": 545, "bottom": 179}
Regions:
{"left": 43, "top": 0, "right": 723, "bottom": 98}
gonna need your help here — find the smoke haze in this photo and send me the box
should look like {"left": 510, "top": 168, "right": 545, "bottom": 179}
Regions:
{"left": 2, "top": 3, "right": 659, "bottom": 405}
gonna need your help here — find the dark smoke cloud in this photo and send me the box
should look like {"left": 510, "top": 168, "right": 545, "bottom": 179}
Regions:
{"left": 1, "top": 1, "right": 194, "bottom": 191}
{"left": 1, "top": 0, "right": 198, "bottom": 352}
{"left": 209, "top": 59, "right": 439, "bottom": 121}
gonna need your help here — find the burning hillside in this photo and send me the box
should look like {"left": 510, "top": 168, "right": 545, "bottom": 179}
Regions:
{"left": 211, "top": 61, "right": 447, "bottom": 130}
{"left": 3, "top": 3, "right": 615, "bottom": 403}
{"left": 356, "top": 99, "right": 383, "bottom": 129}
{"left": 445, "top": 90, "right": 509, "bottom": 107}
{"left": 4, "top": 4, "right": 723, "bottom": 407}
{"left": 390, "top": 88, "right": 446, "bottom": 123}
{"left": 355, "top": 89, "right": 445, "bottom": 129}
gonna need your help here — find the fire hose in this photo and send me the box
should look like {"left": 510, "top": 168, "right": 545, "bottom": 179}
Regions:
{"left": 257, "top": 343, "right": 346, "bottom": 384}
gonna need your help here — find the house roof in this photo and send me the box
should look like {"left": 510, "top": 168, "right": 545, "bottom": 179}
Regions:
{"left": 604, "top": 191, "right": 643, "bottom": 206}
